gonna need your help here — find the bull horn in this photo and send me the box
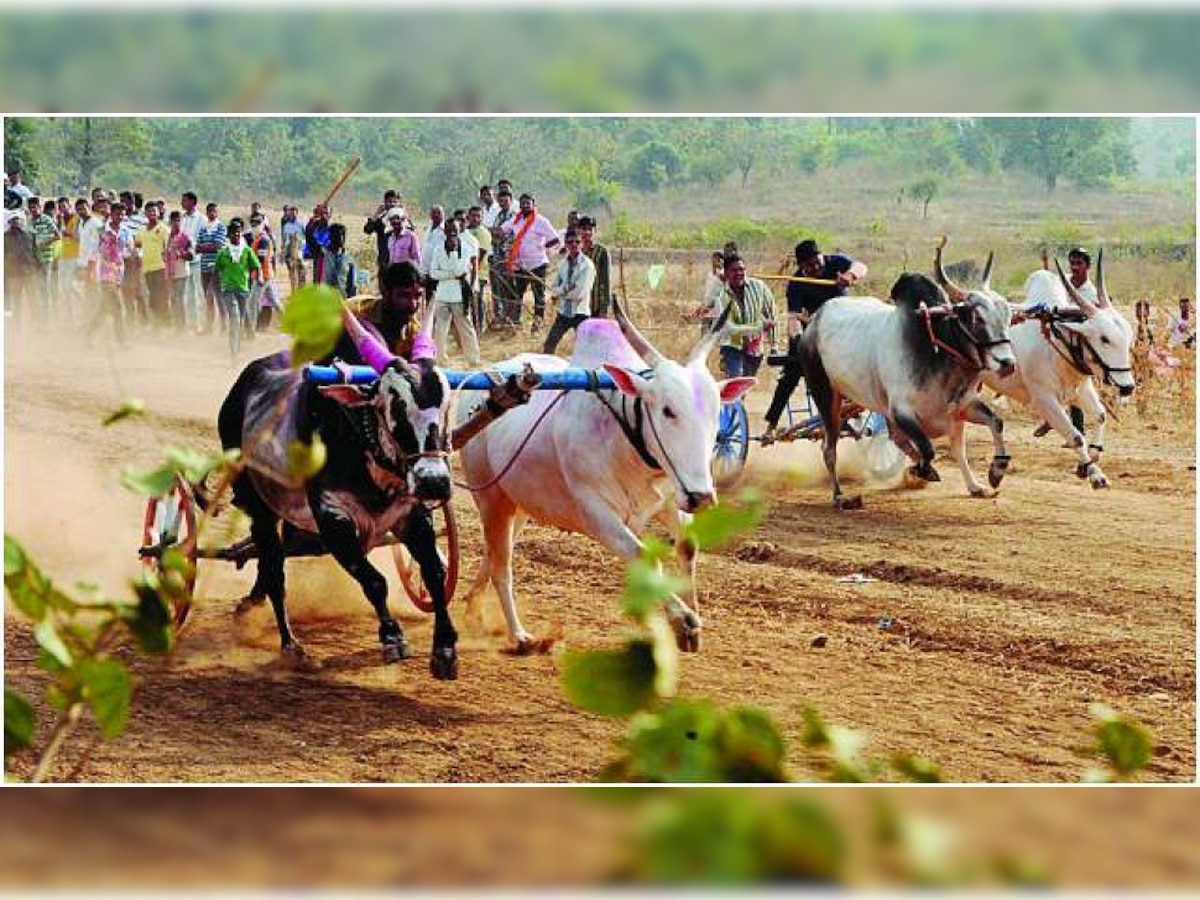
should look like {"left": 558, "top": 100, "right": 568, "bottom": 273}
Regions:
{"left": 933, "top": 235, "right": 968, "bottom": 302}
{"left": 1095, "top": 248, "right": 1112, "bottom": 309}
{"left": 612, "top": 293, "right": 665, "bottom": 367}
{"left": 980, "top": 251, "right": 995, "bottom": 292}
{"left": 687, "top": 300, "right": 734, "bottom": 366}
{"left": 1053, "top": 258, "right": 1098, "bottom": 317}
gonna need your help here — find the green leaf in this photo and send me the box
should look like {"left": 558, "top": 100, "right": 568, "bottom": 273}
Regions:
{"left": 561, "top": 640, "right": 658, "bottom": 717}
{"left": 281, "top": 284, "right": 344, "bottom": 366}
{"left": 4, "top": 535, "right": 47, "bottom": 621}
{"left": 163, "top": 445, "right": 221, "bottom": 484}
{"left": 621, "top": 558, "right": 689, "bottom": 621}
{"left": 286, "top": 433, "right": 328, "bottom": 481}
{"left": 34, "top": 619, "right": 73, "bottom": 668}
{"left": 101, "top": 397, "right": 146, "bottom": 426}
{"left": 622, "top": 699, "right": 727, "bottom": 782}
{"left": 892, "top": 754, "right": 946, "bottom": 783}
{"left": 1090, "top": 704, "right": 1153, "bottom": 777}
{"left": 800, "top": 706, "right": 831, "bottom": 748}
{"left": 719, "top": 707, "right": 788, "bottom": 782}
{"left": 120, "top": 465, "right": 179, "bottom": 498}
{"left": 682, "top": 495, "right": 763, "bottom": 551}
{"left": 4, "top": 688, "right": 35, "bottom": 758}
{"left": 760, "top": 797, "right": 847, "bottom": 881}
{"left": 78, "top": 658, "right": 133, "bottom": 739}
{"left": 123, "top": 581, "right": 175, "bottom": 655}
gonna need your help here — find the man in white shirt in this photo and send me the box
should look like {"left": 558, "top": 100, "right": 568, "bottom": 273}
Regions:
{"left": 542, "top": 229, "right": 596, "bottom": 355}
{"left": 427, "top": 218, "right": 481, "bottom": 367}
{"left": 478, "top": 185, "right": 501, "bottom": 229}
{"left": 179, "top": 191, "right": 205, "bottom": 330}
{"left": 418, "top": 205, "right": 446, "bottom": 300}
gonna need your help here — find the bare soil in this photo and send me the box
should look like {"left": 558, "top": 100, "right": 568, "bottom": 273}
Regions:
{"left": 4, "top": 317, "right": 1194, "bottom": 783}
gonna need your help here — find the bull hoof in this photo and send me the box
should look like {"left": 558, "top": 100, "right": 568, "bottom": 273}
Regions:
{"left": 910, "top": 463, "right": 941, "bottom": 483}
{"left": 969, "top": 485, "right": 988, "bottom": 498}
{"left": 282, "top": 644, "right": 322, "bottom": 672}
{"left": 430, "top": 647, "right": 459, "bottom": 681}
{"left": 381, "top": 639, "right": 412, "bottom": 665}
{"left": 505, "top": 636, "right": 556, "bottom": 656}
{"left": 1090, "top": 470, "right": 1109, "bottom": 490}
{"left": 835, "top": 495, "right": 864, "bottom": 511}
{"left": 1076, "top": 463, "right": 1091, "bottom": 480}
{"left": 988, "top": 455, "right": 1011, "bottom": 489}
{"left": 675, "top": 627, "right": 702, "bottom": 653}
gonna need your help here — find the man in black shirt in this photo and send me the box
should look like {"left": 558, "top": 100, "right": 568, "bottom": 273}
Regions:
{"left": 762, "top": 239, "right": 867, "bottom": 444}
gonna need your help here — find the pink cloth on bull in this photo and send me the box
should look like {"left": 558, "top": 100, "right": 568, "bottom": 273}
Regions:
{"left": 410, "top": 332, "right": 437, "bottom": 363}
{"left": 569, "top": 318, "right": 646, "bottom": 371}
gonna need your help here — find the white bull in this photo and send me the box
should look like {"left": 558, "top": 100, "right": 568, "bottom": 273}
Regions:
{"left": 458, "top": 300, "right": 754, "bottom": 653}
{"left": 982, "top": 250, "right": 1135, "bottom": 489}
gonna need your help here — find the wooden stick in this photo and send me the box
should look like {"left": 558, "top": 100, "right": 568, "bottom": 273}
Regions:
{"left": 752, "top": 273, "right": 839, "bottom": 286}
{"left": 320, "top": 156, "right": 362, "bottom": 210}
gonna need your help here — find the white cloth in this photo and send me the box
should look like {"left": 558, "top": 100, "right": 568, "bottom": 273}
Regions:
{"left": 180, "top": 210, "right": 204, "bottom": 275}
{"left": 418, "top": 224, "right": 444, "bottom": 277}
{"left": 426, "top": 241, "right": 471, "bottom": 304}
{"left": 458, "top": 229, "right": 480, "bottom": 287}
{"left": 480, "top": 201, "right": 502, "bottom": 229}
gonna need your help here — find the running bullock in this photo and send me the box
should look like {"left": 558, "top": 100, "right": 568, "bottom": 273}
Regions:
{"left": 458, "top": 299, "right": 755, "bottom": 653}
{"left": 983, "top": 251, "right": 1135, "bottom": 488}
{"left": 798, "top": 240, "right": 1017, "bottom": 508}
{"left": 217, "top": 310, "right": 462, "bottom": 679}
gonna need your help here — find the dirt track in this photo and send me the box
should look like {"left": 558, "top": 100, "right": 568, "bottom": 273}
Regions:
{"left": 4, "top": 323, "right": 1195, "bottom": 783}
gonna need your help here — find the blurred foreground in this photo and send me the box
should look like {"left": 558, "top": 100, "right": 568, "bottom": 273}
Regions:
{"left": 1, "top": 787, "right": 1199, "bottom": 888}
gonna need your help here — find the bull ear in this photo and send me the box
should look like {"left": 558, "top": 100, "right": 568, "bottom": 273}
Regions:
{"left": 319, "top": 384, "right": 373, "bottom": 406}
{"left": 602, "top": 363, "right": 648, "bottom": 398}
{"left": 718, "top": 377, "right": 756, "bottom": 404}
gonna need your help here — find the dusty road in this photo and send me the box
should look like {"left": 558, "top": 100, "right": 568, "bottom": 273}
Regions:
{"left": 4, "top": 322, "right": 1194, "bottom": 782}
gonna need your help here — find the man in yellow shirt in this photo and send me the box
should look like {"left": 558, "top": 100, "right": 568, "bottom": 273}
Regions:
{"left": 135, "top": 203, "right": 171, "bottom": 329}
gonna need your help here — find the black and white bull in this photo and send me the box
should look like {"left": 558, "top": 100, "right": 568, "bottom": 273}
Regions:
{"left": 798, "top": 241, "right": 1017, "bottom": 508}
{"left": 217, "top": 312, "right": 461, "bottom": 680}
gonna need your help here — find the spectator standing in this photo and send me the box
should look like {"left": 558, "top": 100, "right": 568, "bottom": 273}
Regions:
{"left": 363, "top": 189, "right": 405, "bottom": 290}
{"left": 56, "top": 198, "right": 87, "bottom": 322}
{"left": 691, "top": 251, "right": 727, "bottom": 336}
{"left": 1135, "top": 297, "right": 1154, "bottom": 347}
{"left": 713, "top": 254, "right": 776, "bottom": 379}
{"left": 428, "top": 218, "right": 481, "bottom": 366}
{"left": 280, "top": 205, "right": 308, "bottom": 295}
{"left": 213, "top": 217, "right": 261, "bottom": 359}
{"left": 385, "top": 209, "right": 421, "bottom": 268}
{"left": 248, "top": 213, "right": 281, "bottom": 331}
{"left": 1168, "top": 297, "right": 1194, "bottom": 350}
{"left": 4, "top": 211, "right": 37, "bottom": 329}
{"left": 84, "top": 201, "right": 134, "bottom": 348}
{"left": 305, "top": 204, "right": 332, "bottom": 285}
{"left": 488, "top": 187, "right": 518, "bottom": 325}
{"left": 7, "top": 169, "right": 34, "bottom": 203}
{"left": 501, "top": 192, "right": 560, "bottom": 333}
{"left": 178, "top": 191, "right": 205, "bottom": 330}
{"left": 543, "top": 229, "right": 596, "bottom": 355}
{"left": 320, "top": 223, "right": 358, "bottom": 298}
{"left": 136, "top": 202, "right": 171, "bottom": 328}
{"left": 26, "top": 197, "right": 61, "bottom": 322}
{"left": 478, "top": 185, "right": 501, "bottom": 228}
{"left": 577, "top": 216, "right": 613, "bottom": 318}
{"left": 195, "top": 203, "right": 228, "bottom": 333}
{"left": 417, "top": 205, "right": 446, "bottom": 300}
{"left": 466, "top": 205, "right": 493, "bottom": 327}
{"left": 164, "top": 210, "right": 194, "bottom": 332}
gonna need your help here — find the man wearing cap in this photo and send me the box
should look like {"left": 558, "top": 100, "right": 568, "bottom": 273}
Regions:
{"left": 762, "top": 239, "right": 867, "bottom": 444}
{"left": 500, "top": 192, "right": 560, "bottom": 334}
{"left": 385, "top": 208, "right": 421, "bottom": 270}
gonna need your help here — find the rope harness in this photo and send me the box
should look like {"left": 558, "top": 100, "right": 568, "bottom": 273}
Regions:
{"left": 918, "top": 302, "right": 1011, "bottom": 369}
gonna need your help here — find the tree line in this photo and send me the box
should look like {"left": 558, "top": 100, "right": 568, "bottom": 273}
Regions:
{"left": 6, "top": 117, "right": 1189, "bottom": 217}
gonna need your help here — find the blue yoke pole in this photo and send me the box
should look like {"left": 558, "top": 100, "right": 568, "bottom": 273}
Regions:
{"left": 303, "top": 364, "right": 616, "bottom": 392}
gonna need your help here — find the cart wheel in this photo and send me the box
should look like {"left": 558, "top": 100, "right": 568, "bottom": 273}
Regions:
{"left": 861, "top": 414, "right": 908, "bottom": 481}
{"left": 392, "top": 503, "right": 459, "bottom": 613}
{"left": 141, "top": 476, "right": 198, "bottom": 628}
{"left": 712, "top": 399, "right": 751, "bottom": 488}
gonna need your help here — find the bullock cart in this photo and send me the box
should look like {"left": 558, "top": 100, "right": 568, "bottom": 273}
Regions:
{"left": 711, "top": 354, "right": 907, "bottom": 487}
{"left": 138, "top": 364, "right": 632, "bottom": 629}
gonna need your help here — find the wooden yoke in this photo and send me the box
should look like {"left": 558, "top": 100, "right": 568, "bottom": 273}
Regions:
{"left": 449, "top": 365, "right": 542, "bottom": 451}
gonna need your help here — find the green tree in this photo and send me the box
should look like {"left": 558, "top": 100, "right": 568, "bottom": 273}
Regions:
{"left": 908, "top": 175, "right": 941, "bottom": 219}
{"left": 626, "top": 140, "right": 684, "bottom": 192}
{"left": 983, "top": 118, "right": 1131, "bottom": 193}
{"left": 57, "top": 117, "right": 150, "bottom": 192}
{"left": 4, "top": 118, "right": 41, "bottom": 185}
{"left": 554, "top": 156, "right": 621, "bottom": 216}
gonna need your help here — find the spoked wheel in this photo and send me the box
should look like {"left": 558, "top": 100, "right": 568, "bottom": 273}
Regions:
{"left": 392, "top": 503, "right": 460, "bottom": 613}
{"left": 860, "top": 413, "right": 908, "bottom": 481}
{"left": 712, "top": 399, "right": 751, "bottom": 488}
{"left": 140, "top": 475, "right": 198, "bottom": 628}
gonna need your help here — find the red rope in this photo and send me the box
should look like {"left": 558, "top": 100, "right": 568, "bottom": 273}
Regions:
{"left": 452, "top": 391, "right": 569, "bottom": 493}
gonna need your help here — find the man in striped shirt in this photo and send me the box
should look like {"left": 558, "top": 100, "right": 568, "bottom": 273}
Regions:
{"left": 195, "top": 202, "right": 227, "bottom": 334}
{"left": 26, "top": 197, "right": 61, "bottom": 323}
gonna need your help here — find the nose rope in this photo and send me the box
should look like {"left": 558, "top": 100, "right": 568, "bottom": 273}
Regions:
{"left": 641, "top": 398, "right": 707, "bottom": 506}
